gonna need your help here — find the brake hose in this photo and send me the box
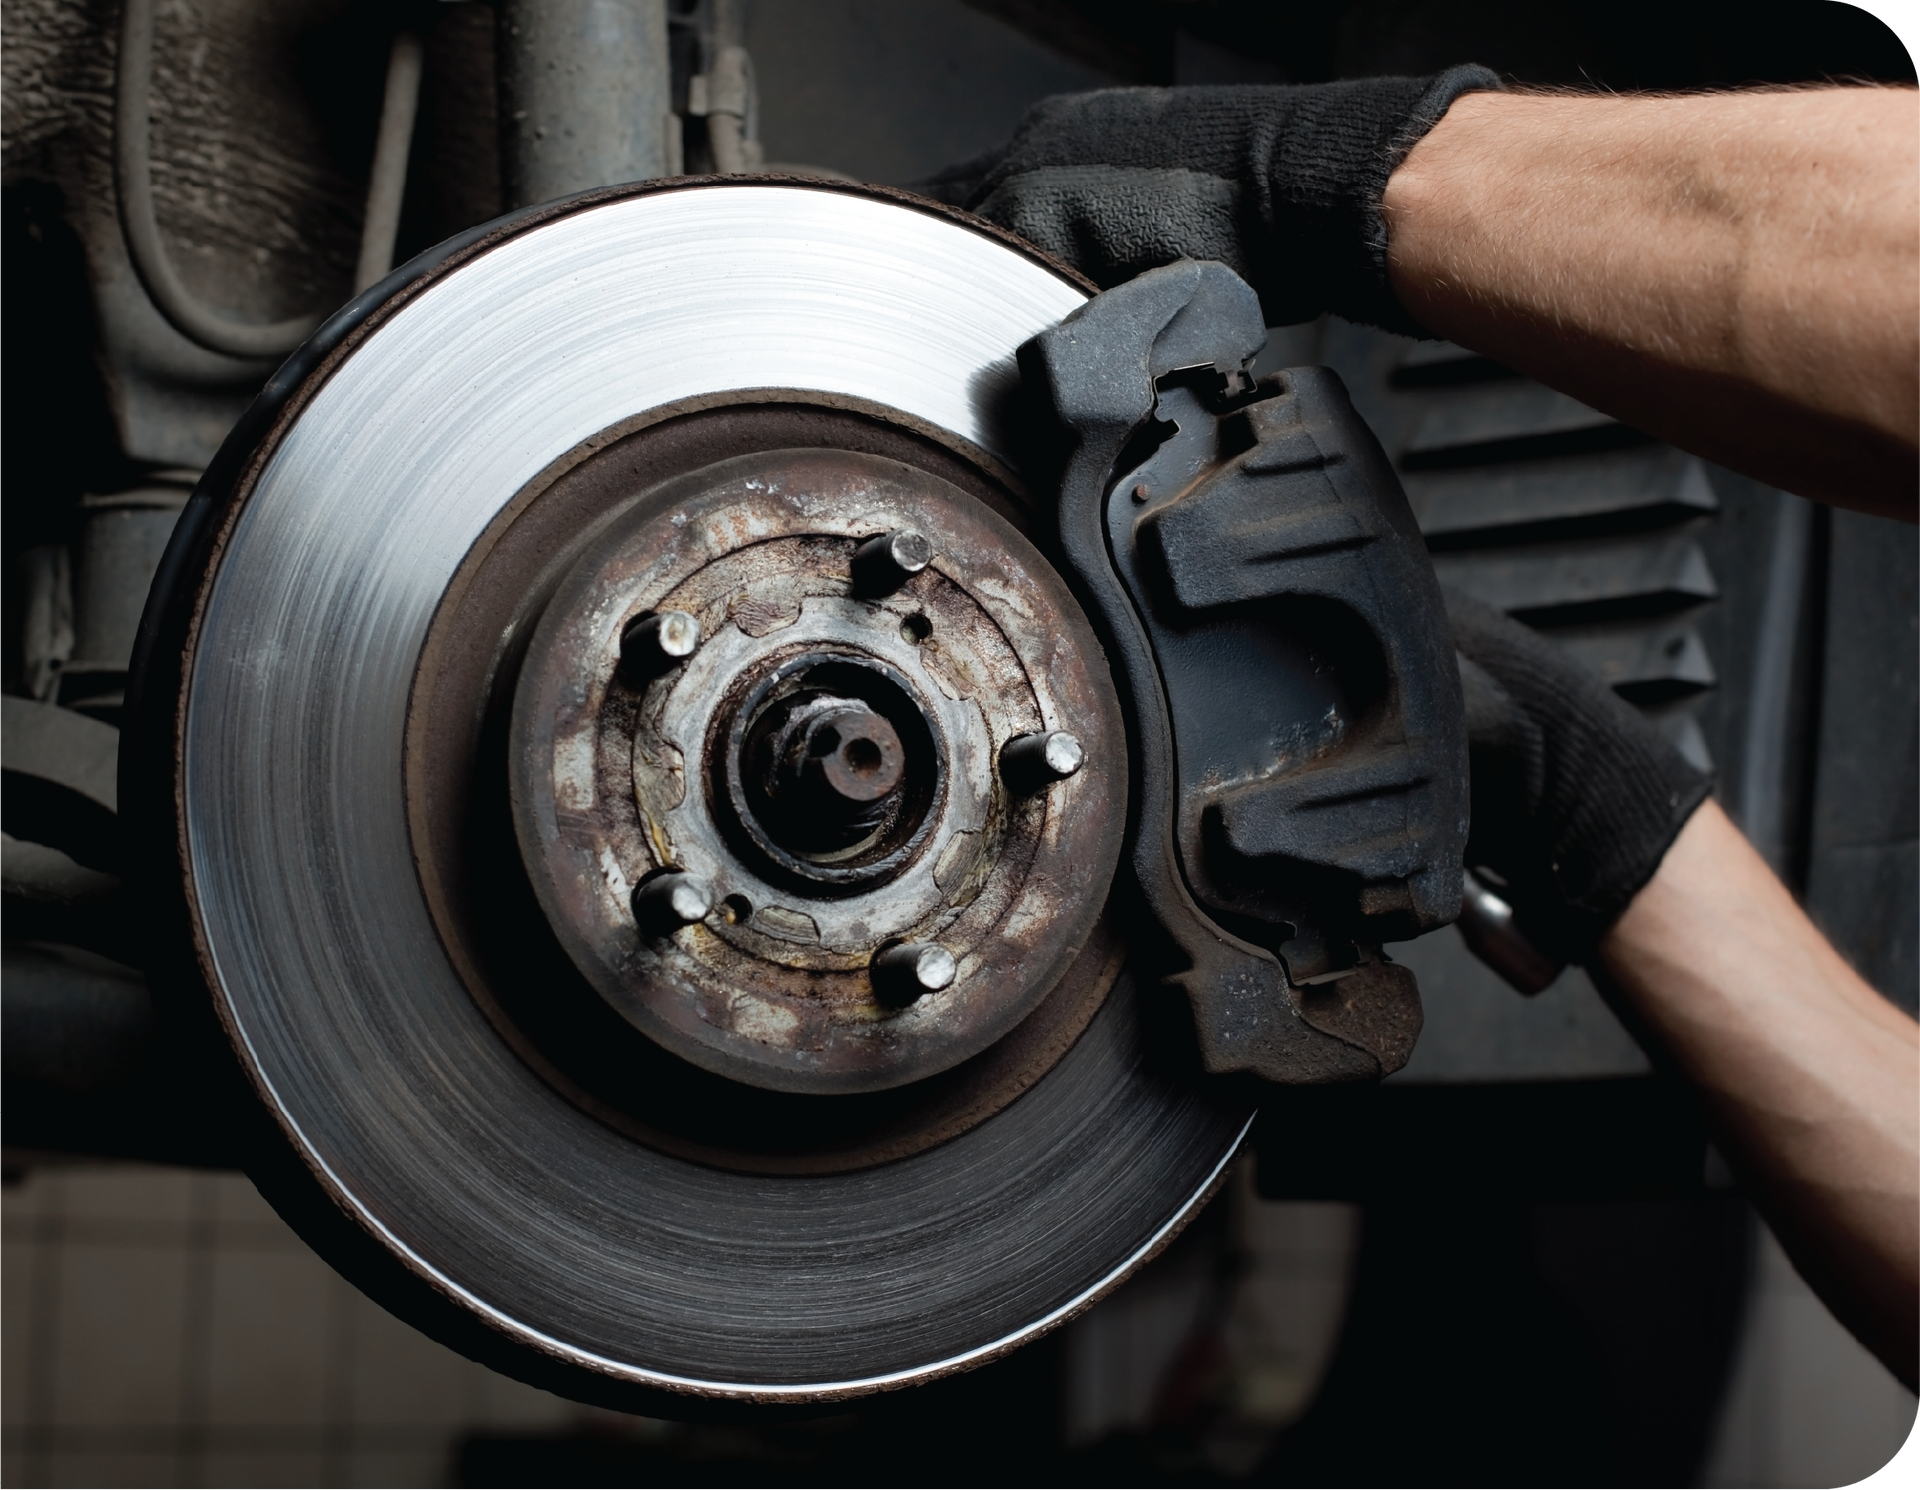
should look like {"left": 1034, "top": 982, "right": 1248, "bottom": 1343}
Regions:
{"left": 114, "top": 0, "right": 415, "bottom": 360}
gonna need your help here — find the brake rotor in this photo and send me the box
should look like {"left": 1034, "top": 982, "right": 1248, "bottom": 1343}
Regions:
{"left": 140, "top": 180, "right": 1249, "bottom": 1403}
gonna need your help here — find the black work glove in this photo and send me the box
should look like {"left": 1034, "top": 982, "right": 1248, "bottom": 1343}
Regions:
{"left": 1447, "top": 587, "right": 1714, "bottom": 971}
{"left": 915, "top": 66, "right": 1502, "bottom": 338}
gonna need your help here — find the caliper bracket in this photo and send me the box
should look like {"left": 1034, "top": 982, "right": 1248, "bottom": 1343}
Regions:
{"left": 1018, "top": 260, "right": 1469, "bottom": 1083}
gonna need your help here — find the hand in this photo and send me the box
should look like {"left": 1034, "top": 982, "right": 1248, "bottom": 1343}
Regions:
{"left": 914, "top": 67, "right": 1501, "bottom": 337}
{"left": 1445, "top": 586, "right": 1712, "bottom": 972}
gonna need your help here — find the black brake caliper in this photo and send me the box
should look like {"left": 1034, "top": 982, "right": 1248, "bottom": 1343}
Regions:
{"left": 1019, "top": 260, "right": 1469, "bottom": 1082}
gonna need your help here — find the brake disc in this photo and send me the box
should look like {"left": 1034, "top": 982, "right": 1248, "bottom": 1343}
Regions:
{"left": 129, "top": 180, "right": 1249, "bottom": 1404}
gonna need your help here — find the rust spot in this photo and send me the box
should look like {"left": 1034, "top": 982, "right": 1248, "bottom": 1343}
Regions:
{"left": 730, "top": 592, "right": 799, "bottom": 637}
{"left": 932, "top": 829, "right": 980, "bottom": 894}
{"left": 754, "top": 905, "right": 820, "bottom": 943}
{"left": 730, "top": 993, "right": 803, "bottom": 1047}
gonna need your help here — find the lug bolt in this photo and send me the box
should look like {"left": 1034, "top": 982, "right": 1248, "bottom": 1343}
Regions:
{"left": 999, "top": 730, "right": 1084, "bottom": 794}
{"left": 851, "top": 529, "right": 933, "bottom": 596}
{"left": 620, "top": 610, "right": 700, "bottom": 682}
{"left": 631, "top": 870, "right": 712, "bottom": 933}
{"left": 871, "top": 940, "right": 957, "bottom": 1005}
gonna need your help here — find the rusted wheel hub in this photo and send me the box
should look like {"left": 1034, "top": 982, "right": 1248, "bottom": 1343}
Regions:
{"left": 508, "top": 445, "right": 1125, "bottom": 1094}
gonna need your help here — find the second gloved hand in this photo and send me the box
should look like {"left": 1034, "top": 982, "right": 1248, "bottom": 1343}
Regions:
{"left": 1446, "top": 587, "right": 1714, "bottom": 977}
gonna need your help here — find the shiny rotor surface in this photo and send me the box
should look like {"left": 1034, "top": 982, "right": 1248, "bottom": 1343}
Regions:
{"left": 180, "top": 184, "right": 1248, "bottom": 1396}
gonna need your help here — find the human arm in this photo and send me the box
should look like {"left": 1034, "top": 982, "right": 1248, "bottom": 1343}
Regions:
{"left": 1599, "top": 798, "right": 1920, "bottom": 1388}
{"left": 937, "top": 75, "right": 1920, "bottom": 1384}
{"left": 1450, "top": 586, "right": 1918, "bottom": 1388}
{"left": 1384, "top": 86, "right": 1919, "bottom": 520}
{"left": 933, "top": 76, "right": 1918, "bottom": 520}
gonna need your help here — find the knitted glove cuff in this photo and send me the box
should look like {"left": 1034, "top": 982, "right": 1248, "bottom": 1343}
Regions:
{"left": 1350, "top": 63, "right": 1506, "bottom": 334}
{"left": 915, "top": 64, "right": 1504, "bottom": 337}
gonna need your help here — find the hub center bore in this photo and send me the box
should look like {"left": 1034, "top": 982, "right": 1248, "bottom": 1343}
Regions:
{"left": 723, "top": 653, "right": 942, "bottom": 889}
{"left": 754, "top": 694, "right": 905, "bottom": 847}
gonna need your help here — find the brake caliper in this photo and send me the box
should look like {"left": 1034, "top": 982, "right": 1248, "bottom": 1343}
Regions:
{"left": 1020, "top": 260, "right": 1469, "bottom": 1082}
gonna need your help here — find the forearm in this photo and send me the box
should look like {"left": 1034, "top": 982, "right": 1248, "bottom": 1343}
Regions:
{"left": 1599, "top": 798, "right": 1919, "bottom": 1385}
{"left": 1384, "top": 88, "right": 1920, "bottom": 519}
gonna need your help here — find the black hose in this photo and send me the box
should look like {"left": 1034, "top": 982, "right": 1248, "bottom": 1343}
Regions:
{"left": 114, "top": 0, "right": 324, "bottom": 360}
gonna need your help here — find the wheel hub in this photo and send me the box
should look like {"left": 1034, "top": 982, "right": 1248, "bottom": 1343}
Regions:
{"left": 507, "top": 444, "right": 1124, "bottom": 1094}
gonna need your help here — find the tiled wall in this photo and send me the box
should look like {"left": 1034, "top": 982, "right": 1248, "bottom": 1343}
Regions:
{"left": 6, "top": 1159, "right": 1914, "bottom": 1487}
{"left": 1064, "top": 1168, "right": 1356, "bottom": 1455}
{"left": 1, "top": 1164, "right": 581, "bottom": 1488}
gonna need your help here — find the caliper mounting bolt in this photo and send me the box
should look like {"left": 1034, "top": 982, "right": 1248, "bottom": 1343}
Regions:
{"left": 851, "top": 529, "right": 933, "bottom": 597}
{"left": 620, "top": 610, "right": 700, "bottom": 682}
{"left": 870, "top": 940, "right": 957, "bottom": 1005}
{"left": 999, "top": 730, "right": 1084, "bottom": 795}
{"left": 631, "top": 870, "right": 712, "bottom": 933}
